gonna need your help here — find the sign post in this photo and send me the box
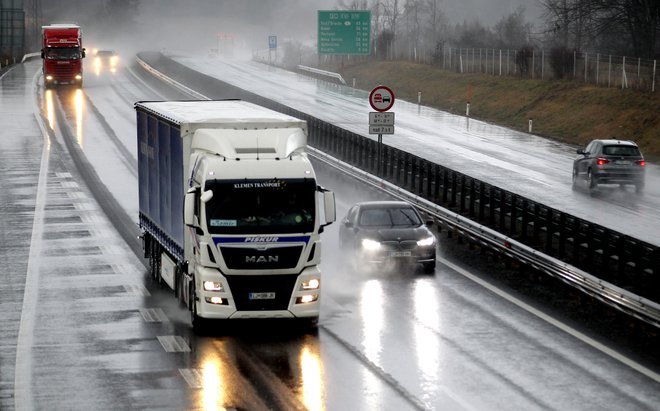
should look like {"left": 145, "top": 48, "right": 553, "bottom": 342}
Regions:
{"left": 369, "top": 85, "right": 395, "bottom": 176}
{"left": 268, "top": 35, "right": 277, "bottom": 64}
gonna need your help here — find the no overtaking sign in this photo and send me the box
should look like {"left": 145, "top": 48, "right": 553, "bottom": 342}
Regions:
{"left": 369, "top": 85, "right": 395, "bottom": 112}
{"left": 369, "top": 85, "right": 395, "bottom": 134}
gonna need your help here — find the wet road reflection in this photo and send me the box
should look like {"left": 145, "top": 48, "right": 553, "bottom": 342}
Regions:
{"left": 299, "top": 340, "right": 324, "bottom": 411}
{"left": 361, "top": 279, "right": 384, "bottom": 363}
{"left": 413, "top": 279, "right": 440, "bottom": 395}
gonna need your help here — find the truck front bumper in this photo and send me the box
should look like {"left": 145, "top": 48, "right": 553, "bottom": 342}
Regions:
{"left": 195, "top": 266, "right": 321, "bottom": 320}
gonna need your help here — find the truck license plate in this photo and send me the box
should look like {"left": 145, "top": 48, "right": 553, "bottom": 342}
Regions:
{"left": 249, "top": 292, "right": 276, "bottom": 300}
{"left": 389, "top": 251, "right": 412, "bottom": 257}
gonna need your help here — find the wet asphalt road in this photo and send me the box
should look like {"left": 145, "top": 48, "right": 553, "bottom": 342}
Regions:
{"left": 0, "top": 59, "right": 659, "bottom": 410}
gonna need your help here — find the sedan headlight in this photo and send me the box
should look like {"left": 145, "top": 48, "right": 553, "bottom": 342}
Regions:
{"left": 361, "top": 238, "right": 381, "bottom": 251}
{"left": 417, "top": 236, "right": 435, "bottom": 247}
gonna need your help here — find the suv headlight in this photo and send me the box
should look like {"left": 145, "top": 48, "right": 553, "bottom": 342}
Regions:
{"left": 417, "top": 236, "right": 435, "bottom": 247}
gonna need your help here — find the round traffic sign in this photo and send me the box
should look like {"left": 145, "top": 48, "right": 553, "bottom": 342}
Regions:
{"left": 369, "top": 85, "right": 395, "bottom": 112}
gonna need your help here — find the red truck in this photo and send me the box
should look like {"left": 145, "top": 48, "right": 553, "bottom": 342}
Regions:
{"left": 41, "top": 24, "right": 86, "bottom": 87}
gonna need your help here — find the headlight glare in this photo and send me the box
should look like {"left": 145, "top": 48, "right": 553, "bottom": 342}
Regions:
{"left": 203, "top": 281, "right": 224, "bottom": 292}
{"left": 361, "top": 238, "right": 381, "bottom": 251}
{"left": 417, "top": 236, "right": 435, "bottom": 247}
{"left": 302, "top": 278, "right": 320, "bottom": 290}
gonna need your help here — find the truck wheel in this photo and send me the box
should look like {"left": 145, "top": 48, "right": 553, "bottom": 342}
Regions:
{"left": 190, "top": 284, "right": 205, "bottom": 332}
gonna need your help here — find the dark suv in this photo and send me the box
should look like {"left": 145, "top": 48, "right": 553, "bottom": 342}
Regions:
{"left": 573, "top": 139, "right": 645, "bottom": 192}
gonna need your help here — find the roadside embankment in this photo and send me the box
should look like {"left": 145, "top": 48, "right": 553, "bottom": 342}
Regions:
{"left": 332, "top": 60, "right": 659, "bottom": 162}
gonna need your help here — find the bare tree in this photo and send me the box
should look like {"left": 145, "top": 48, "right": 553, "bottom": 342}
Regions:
{"left": 493, "top": 6, "right": 533, "bottom": 49}
{"left": 542, "top": 0, "right": 659, "bottom": 57}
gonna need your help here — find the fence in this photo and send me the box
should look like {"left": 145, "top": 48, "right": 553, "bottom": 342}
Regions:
{"left": 438, "top": 47, "right": 657, "bottom": 92}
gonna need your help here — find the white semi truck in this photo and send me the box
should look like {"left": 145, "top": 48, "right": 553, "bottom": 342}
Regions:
{"left": 135, "top": 100, "right": 336, "bottom": 329}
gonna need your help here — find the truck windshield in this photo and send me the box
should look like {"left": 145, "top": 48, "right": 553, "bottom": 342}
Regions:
{"left": 204, "top": 179, "right": 316, "bottom": 235}
{"left": 46, "top": 48, "right": 81, "bottom": 60}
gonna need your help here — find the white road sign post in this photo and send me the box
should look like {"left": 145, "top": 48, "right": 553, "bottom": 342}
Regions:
{"left": 369, "top": 86, "right": 395, "bottom": 176}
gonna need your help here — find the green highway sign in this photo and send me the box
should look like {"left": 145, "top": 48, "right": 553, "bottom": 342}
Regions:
{"left": 318, "top": 10, "right": 371, "bottom": 55}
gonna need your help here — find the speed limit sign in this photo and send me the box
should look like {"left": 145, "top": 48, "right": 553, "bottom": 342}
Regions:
{"left": 369, "top": 85, "right": 395, "bottom": 112}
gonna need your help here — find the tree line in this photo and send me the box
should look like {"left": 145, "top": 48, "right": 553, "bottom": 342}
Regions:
{"left": 336, "top": 0, "right": 659, "bottom": 60}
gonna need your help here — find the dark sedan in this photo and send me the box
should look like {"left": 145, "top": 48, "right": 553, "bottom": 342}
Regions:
{"left": 339, "top": 201, "right": 437, "bottom": 273}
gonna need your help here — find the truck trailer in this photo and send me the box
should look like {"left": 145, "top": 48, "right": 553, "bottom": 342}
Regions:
{"left": 41, "top": 24, "right": 85, "bottom": 87}
{"left": 136, "top": 100, "right": 336, "bottom": 330}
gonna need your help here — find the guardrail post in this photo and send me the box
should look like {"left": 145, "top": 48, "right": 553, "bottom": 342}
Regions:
{"left": 488, "top": 185, "right": 496, "bottom": 226}
{"left": 468, "top": 178, "right": 476, "bottom": 218}
{"left": 459, "top": 174, "right": 467, "bottom": 214}
{"left": 585, "top": 223, "right": 595, "bottom": 268}
{"left": 426, "top": 161, "right": 433, "bottom": 198}
{"left": 558, "top": 213, "right": 566, "bottom": 257}
{"left": 433, "top": 164, "right": 441, "bottom": 202}
{"left": 442, "top": 169, "right": 449, "bottom": 204}
{"left": 450, "top": 172, "right": 458, "bottom": 208}
{"left": 478, "top": 181, "right": 485, "bottom": 221}
{"left": 520, "top": 199, "right": 529, "bottom": 240}
{"left": 510, "top": 195, "right": 518, "bottom": 235}
{"left": 404, "top": 153, "right": 411, "bottom": 188}
{"left": 410, "top": 157, "right": 418, "bottom": 192}
{"left": 532, "top": 204, "right": 541, "bottom": 244}
{"left": 396, "top": 152, "right": 403, "bottom": 185}
{"left": 545, "top": 209, "right": 554, "bottom": 253}
{"left": 571, "top": 218, "right": 581, "bottom": 263}
{"left": 498, "top": 190, "right": 506, "bottom": 231}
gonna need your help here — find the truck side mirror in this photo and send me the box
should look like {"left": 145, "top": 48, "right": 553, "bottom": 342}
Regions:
{"left": 40, "top": 50, "right": 44, "bottom": 59}
{"left": 323, "top": 191, "right": 336, "bottom": 224}
{"left": 82, "top": 48, "right": 86, "bottom": 58}
{"left": 184, "top": 189, "right": 197, "bottom": 227}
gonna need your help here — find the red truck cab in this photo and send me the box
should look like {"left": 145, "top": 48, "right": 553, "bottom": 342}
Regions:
{"left": 41, "top": 24, "right": 86, "bottom": 87}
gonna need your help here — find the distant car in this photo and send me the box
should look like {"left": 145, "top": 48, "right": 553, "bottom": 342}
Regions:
{"left": 573, "top": 139, "right": 645, "bottom": 192}
{"left": 94, "top": 49, "right": 118, "bottom": 68}
{"left": 339, "top": 201, "right": 437, "bottom": 273}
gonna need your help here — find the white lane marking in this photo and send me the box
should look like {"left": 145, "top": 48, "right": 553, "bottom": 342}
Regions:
{"left": 123, "top": 284, "right": 151, "bottom": 297}
{"left": 139, "top": 308, "right": 168, "bottom": 323}
{"left": 126, "top": 65, "right": 169, "bottom": 100}
{"left": 438, "top": 255, "right": 660, "bottom": 384}
{"left": 178, "top": 369, "right": 203, "bottom": 388}
{"left": 14, "top": 70, "right": 51, "bottom": 411}
{"left": 157, "top": 336, "right": 191, "bottom": 353}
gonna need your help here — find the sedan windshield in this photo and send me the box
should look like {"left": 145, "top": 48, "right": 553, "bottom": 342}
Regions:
{"left": 359, "top": 207, "right": 421, "bottom": 227}
{"left": 204, "top": 178, "right": 316, "bottom": 235}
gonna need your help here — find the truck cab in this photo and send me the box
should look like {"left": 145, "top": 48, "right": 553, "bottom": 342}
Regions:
{"left": 41, "top": 24, "right": 85, "bottom": 87}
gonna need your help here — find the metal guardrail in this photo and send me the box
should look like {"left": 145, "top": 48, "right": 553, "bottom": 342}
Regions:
{"left": 296, "top": 65, "right": 346, "bottom": 85}
{"left": 135, "top": 52, "right": 660, "bottom": 328}
{"left": 307, "top": 148, "right": 660, "bottom": 328}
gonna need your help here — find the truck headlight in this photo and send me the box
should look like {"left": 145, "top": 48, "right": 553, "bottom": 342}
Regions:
{"left": 296, "top": 294, "right": 318, "bottom": 304}
{"left": 46, "top": 75, "right": 53, "bottom": 81}
{"left": 361, "top": 238, "right": 381, "bottom": 251}
{"left": 301, "top": 278, "right": 320, "bottom": 290}
{"left": 417, "top": 236, "right": 435, "bottom": 247}
{"left": 203, "top": 281, "right": 224, "bottom": 292}
{"left": 75, "top": 74, "right": 82, "bottom": 80}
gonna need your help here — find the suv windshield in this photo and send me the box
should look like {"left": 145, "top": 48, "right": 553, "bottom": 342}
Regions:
{"left": 359, "top": 207, "right": 421, "bottom": 227}
{"left": 204, "top": 178, "right": 315, "bottom": 235}
{"left": 602, "top": 145, "right": 641, "bottom": 156}
{"left": 46, "top": 48, "right": 81, "bottom": 60}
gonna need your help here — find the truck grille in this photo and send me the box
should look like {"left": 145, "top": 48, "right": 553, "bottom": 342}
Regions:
{"left": 219, "top": 245, "right": 303, "bottom": 270}
{"left": 226, "top": 274, "right": 298, "bottom": 311}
